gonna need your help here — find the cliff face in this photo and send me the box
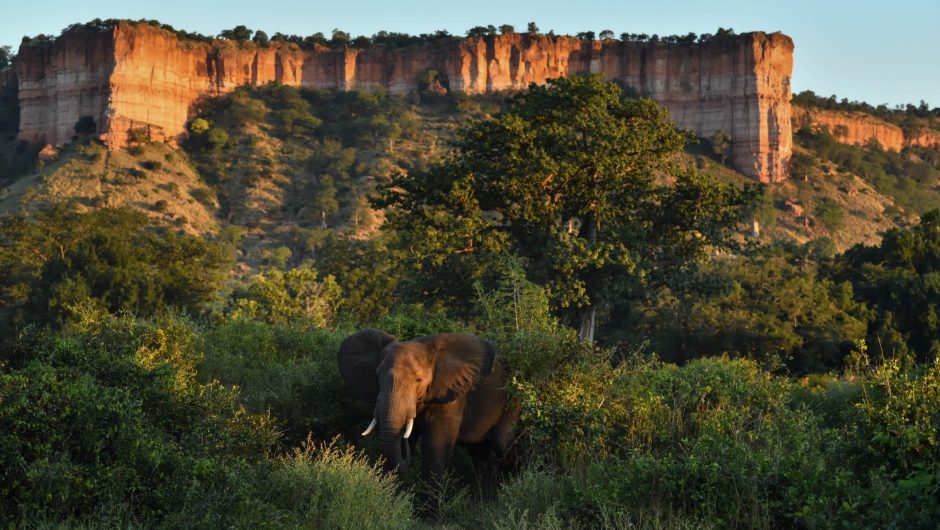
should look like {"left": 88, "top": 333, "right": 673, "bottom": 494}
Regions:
{"left": 15, "top": 22, "right": 794, "bottom": 182}
{"left": 792, "top": 106, "right": 940, "bottom": 151}
{"left": 16, "top": 28, "right": 116, "bottom": 147}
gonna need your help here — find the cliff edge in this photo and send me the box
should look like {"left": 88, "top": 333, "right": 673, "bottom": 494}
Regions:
{"left": 792, "top": 106, "right": 940, "bottom": 151}
{"left": 14, "top": 22, "right": 794, "bottom": 182}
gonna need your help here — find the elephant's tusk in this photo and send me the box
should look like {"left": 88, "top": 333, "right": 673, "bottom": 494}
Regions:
{"left": 362, "top": 417, "right": 378, "bottom": 436}
{"left": 403, "top": 417, "right": 414, "bottom": 439}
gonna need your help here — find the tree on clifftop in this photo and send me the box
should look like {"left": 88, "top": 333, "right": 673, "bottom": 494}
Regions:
{"left": 0, "top": 46, "right": 12, "bottom": 69}
{"left": 219, "top": 25, "right": 253, "bottom": 42}
{"left": 376, "top": 75, "right": 757, "bottom": 340}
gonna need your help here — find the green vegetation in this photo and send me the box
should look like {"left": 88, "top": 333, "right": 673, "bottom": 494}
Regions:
{"left": 1, "top": 76, "right": 939, "bottom": 529}
{"left": 376, "top": 75, "right": 757, "bottom": 338}
{"left": 183, "top": 84, "right": 438, "bottom": 266}
{"left": 0, "top": 313, "right": 412, "bottom": 528}
{"left": 2, "top": 280, "right": 938, "bottom": 528}
{"left": 833, "top": 210, "right": 940, "bottom": 364}
{"left": 0, "top": 207, "right": 231, "bottom": 338}
{"left": 794, "top": 126, "right": 940, "bottom": 215}
{"left": 0, "top": 45, "right": 13, "bottom": 69}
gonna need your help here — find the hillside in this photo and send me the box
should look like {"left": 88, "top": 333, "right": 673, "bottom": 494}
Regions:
{"left": 0, "top": 141, "right": 218, "bottom": 234}
{"left": 3, "top": 84, "right": 939, "bottom": 268}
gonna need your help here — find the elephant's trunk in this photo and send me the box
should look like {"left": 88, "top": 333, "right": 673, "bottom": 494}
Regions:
{"left": 376, "top": 386, "right": 414, "bottom": 474}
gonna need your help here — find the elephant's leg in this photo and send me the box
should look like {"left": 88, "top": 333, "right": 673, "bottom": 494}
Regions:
{"left": 419, "top": 424, "right": 457, "bottom": 482}
{"left": 416, "top": 409, "right": 462, "bottom": 520}
{"left": 466, "top": 442, "right": 497, "bottom": 498}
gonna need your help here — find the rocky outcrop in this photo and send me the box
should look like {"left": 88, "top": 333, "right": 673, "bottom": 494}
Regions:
{"left": 792, "top": 106, "right": 940, "bottom": 151}
{"left": 15, "top": 22, "right": 795, "bottom": 182}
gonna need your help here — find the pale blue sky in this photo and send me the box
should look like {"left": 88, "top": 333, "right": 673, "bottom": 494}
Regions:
{"left": 2, "top": 0, "right": 937, "bottom": 107}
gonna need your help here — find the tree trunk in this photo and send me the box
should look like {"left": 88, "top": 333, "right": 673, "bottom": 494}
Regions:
{"left": 577, "top": 210, "right": 598, "bottom": 342}
{"left": 578, "top": 306, "right": 596, "bottom": 342}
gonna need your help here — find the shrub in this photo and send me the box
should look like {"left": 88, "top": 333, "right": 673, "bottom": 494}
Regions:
{"left": 140, "top": 159, "right": 162, "bottom": 171}
{"left": 190, "top": 186, "right": 216, "bottom": 207}
{"left": 0, "top": 313, "right": 279, "bottom": 525}
{"left": 373, "top": 303, "right": 464, "bottom": 339}
{"left": 253, "top": 438, "right": 414, "bottom": 529}
{"left": 198, "top": 318, "right": 369, "bottom": 443}
{"left": 814, "top": 198, "right": 845, "bottom": 231}
{"left": 74, "top": 115, "right": 97, "bottom": 136}
{"left": 0, "top": 207, "right": 232, "bottom": 335}
{"left": 228, "top": 267, "right": 342, "bottom": 327}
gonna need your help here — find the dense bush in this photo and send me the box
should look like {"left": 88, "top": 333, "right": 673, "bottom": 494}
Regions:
{"left": 198, "top": 318, "right": 366, "bottom": 443}
{"left": 0, "top": 207, "right": 232, "bottom": 342}
{"left": 618, "top": 243, "right": 870, "bottom": 373}
{"left": 227, "top": 266, "right": 342, "bottom": 327}
{"left": 834, "top": 210, "right": 940, "bottom": 364}
{"left": 2, "top": 274, "right": 938, "bottom": 528}
{"left": 0, "top": 313, "right": 278, "bottom": 524}
{"left": 458, "top": 271, "right": 940, "bottom": 529}
{"left": 484, "top": 349, "right": 940, "bottom": 529}
{"left": 0, "top": 312, "right": 416, "bottom": 528}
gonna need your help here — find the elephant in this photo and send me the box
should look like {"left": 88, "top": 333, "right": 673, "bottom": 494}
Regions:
{"left": 337, "top": 329, "right": 518, "bottom": 485}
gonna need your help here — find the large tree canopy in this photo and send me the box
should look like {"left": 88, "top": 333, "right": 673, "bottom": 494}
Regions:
{"left": 375, "top": 75, "right": 757, "bottom": 338}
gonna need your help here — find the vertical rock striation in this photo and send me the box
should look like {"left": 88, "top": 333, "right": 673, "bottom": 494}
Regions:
{"left": 15, "top": 22, "right": 795, "bottom": 182}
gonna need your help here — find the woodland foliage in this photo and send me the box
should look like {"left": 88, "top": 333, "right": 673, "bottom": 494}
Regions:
{"left": 1, "top": 77, "right": 938, "bottom": 529}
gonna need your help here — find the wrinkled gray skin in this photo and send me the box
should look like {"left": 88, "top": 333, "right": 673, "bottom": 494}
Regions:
{"left": 337, "top": 329, "right": 518, "bottom": 482}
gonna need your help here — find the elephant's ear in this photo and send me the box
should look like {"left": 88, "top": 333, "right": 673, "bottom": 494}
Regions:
{"left": 337, "top": 329, "right": 396, "bottom": 402}
{"left": 427, "top": 333, "right": 496, "bottom": 404}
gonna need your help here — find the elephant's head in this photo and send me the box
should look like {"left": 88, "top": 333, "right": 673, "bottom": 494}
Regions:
{"left": 337, "top": 330, "right": 495, "bottom": 473}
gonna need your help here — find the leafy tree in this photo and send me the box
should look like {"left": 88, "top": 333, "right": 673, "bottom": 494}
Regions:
{"left": 73, "top": 115, "right": 97, "bottom": 136}
{"left": 599, "top": 30, "right": 614, "bottom": 40}
{"left": 189, "top": 117, "right": 210, "bottom": 134}
{"left": 623, "top": 244, "right": 870, "bottom": 372}
{"left": 206, "top": 127, "right": 229, "bottom": 150}
{"left": 228, "top": 267, "right": 341, "bottom": 327}
{"left": 376, "top": 75, "right": 756, "bottom": 339}
{"left": 710, "top": 128, "right": 732, "bottom": 164}
{"left": 351, "top": 35, "right": 372, "bottom": 48}
{"left": 466, "top": 26, "right": 491, "bottom": 38}
{"left": 835, "top": 210, "right": 940, "bottom": 363}
{"left": 331, "top": 29, "right": 350, "bottom": 46}
{"left": 316, "top": 236, "right": 404, "bottom": 322}
{"left": 789, "top": 151, "right": 816, "bottom": 181}
{"left": 815, "top": 198, "right": 845, "bottom": 232}
{"left": 0, "top": 45, "right": 12, "bottom": 69}
{"left": 252, "top": 30, "right": 269, "bottom": 47}
{"left": 499, "top": 24, "right": 515, "bottom": 35}
{"left": 527, "top": 22, "right": 540, "bottom": 34}
{"left": 0, "top": 207, "right": 232, "bottom": 335}
{"left": 219, "top": 25, "right": 253, "bottom": 42}
{"left": 304, "top": 32, "right": 328, "bottom": 48}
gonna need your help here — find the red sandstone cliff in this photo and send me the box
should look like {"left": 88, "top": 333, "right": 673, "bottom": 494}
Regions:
{"left": 15, "top": 22, "right": 794, "bottom": 182}
{"left": 792, "top": 105, "right": 940, "bottom": 151}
